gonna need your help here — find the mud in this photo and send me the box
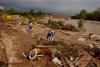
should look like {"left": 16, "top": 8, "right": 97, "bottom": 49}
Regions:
{"left": 0, "top": 20, "right": 100, "bottom": 67}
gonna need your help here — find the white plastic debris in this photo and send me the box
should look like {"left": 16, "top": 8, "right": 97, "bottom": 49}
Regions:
{"left": 52, "top": 57, "right": 62, "bottom": 66}
{"left": 78, "top": 38, "right": 86, "bottom": 41}
{"left": 90, "top": 34, "right": 96, "bottom": 38}
{"left": 70, "top": 57, "right": 74, "bottom": 62}
{"left": 88, "top": 44, "right": 94, "bottom": 48}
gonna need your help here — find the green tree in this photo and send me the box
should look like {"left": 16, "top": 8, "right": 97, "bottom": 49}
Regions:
{"left": 79, "top": 9, "right": 87, "bottom": 19}
{"left": 78, "top": 18, "right": 83, "bottom": 28}
{"left": 93, "top": 8, "right": 100, "bottom": 21}
{"left": 77, "top": 9, "right": 87, "bottom": 29}
{"left": 76, "top": 8, "right": 100, "bottom": 21}
{"left": 28, "top": 9, "right": 35, "bottom": 15}
{"left": 0, "top": 9, "right": 3, "bottom": 12}
{"left": 6, "top": 8, "right": 16, "bottom": 15}
{"left": 86, "top": 13, "right": 94, "bottom": 20}
{"left": 37, "top": 10, "right": 42, "bottom": 15}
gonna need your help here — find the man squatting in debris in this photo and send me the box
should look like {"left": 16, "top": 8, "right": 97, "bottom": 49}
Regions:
{"left": 47, "top": 29, "right": 55, "bottom": 42}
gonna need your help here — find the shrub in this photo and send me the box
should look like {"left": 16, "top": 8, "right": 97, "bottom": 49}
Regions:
{"left": 62, "top": 24, "right": 79, "bottom": 32}
{"left": 46, "top": 20, "right": 78, "bottom": 32}
{"left": 46, "top": 20, "right": 64, "bottom": 29}
{"left": 78, "top": 19, "right": 83, "bottom": 28}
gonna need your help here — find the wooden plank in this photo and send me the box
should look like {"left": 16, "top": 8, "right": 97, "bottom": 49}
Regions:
{"left": 35, "top": 45, "right": 53, "bottom": 48}
{"left": 84, "top": 50, "right": 100, "bottom": 67}
{"left": 64, "top": 57, "right": 75, "bottom": 67}
{"left": 75, "top": 53, "right": 91, "bottom": 67}
{"left": 75, "top": 55, "right": 91, "bottom": 67}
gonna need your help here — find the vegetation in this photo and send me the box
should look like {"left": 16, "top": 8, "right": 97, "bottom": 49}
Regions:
{"left": 79, "top": 9, "right": 87, "bottom": 19}
{"left": 76, "top": 8, "right": 100, "bottom": 21}
{"left": 0, "top": 9, "right": 3, "bottom": 12}
{"left": 6, "top": 8, "right": 16, "bottom": 15}
{"left": 62, "top": 24, "right": 79, "bottom": 32}
{"left": 78, "top": 18, "right": 83, "bottom": 28}
{"left": 46, "top": 20, "right": 64, "bottom": 29}
{"left": 6, "top": 8, "right": 49, "bottom": 16}
{"left": 76, "top": 10, "right": 85, "bottom": 28}
{"left": 45, "top": 20, "right": 78, "bottom": 32}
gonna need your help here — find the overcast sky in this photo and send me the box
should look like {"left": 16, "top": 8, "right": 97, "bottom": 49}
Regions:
{"left": 0, "top": 0, "right": 100, "bottom": 15}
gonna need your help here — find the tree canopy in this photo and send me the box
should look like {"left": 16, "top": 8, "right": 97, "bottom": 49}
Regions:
{"left": 6, "top": 8, "right": 50, "bottom": 16}
{"left": 76, "top": 8, "right": 100, "bottom": 21}
{"left": 79, "top": 9, "right": 87, "bottom": 19}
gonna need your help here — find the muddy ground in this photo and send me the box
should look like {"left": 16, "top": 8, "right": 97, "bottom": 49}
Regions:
{"left": 0, "top": 22, "right": 100, "bottom": 67}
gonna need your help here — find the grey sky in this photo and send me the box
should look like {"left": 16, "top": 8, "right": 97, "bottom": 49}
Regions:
{"left": 0, "top": 0, "right": 100, "bottom": 15}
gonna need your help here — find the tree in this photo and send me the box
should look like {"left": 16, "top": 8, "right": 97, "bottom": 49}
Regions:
{"left": 79, "top": 9, "right": 87, "bottom": 19}
{"left": 75, "top": 8, "right": 100, "bottom": 21}
{"left": 37, "top": 10, "right": 42, "bottom": 15}
{"left": 28, "top": 9, "right": 35, "bottom": 15}
{"left": 93, "top": 8, "right": 100, "bottom": 21}
{"left": 0, "top": 9, "right": 3, "bottom": 12}
{"left": 6, "top": 8, "right": 16, "bottom": 15}
{"left": 96, "top": 8, "right": 100, "bottom": 12}
{"left": 77, "top": 9, "right": 87, "bottom": 29}
{"left": 86, "top": 13, "right": 94, "bottom": 20}
{"left": 78, "top": 18, "right": 83, "bottom": 28}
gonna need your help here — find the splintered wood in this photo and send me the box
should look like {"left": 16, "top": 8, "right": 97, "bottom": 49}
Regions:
{"left": 75, "top": 53, "right": 92, "bottom": 67}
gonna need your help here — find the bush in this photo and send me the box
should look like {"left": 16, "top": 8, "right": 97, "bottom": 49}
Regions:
{"left": 46, "top": 20, "right": 64, "bottom": 29}
{"left": 76, "top": 8, "right": 100, "bottom": 21}
{"left": 62, "top": 24, "right": 79, "bottom": 32}
{"left": 46, "top": 20, "right": 78, "bottom": 32}
{"left": 78, "top": 19, "right": 83, "bottom": 28}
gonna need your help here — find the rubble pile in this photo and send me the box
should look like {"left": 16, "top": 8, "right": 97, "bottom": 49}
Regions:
{"left": 0, "top": 15, "right": 100, "bottom": 67}
{"left": 34, "top": 38, "right": 100, "bottom": 67}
